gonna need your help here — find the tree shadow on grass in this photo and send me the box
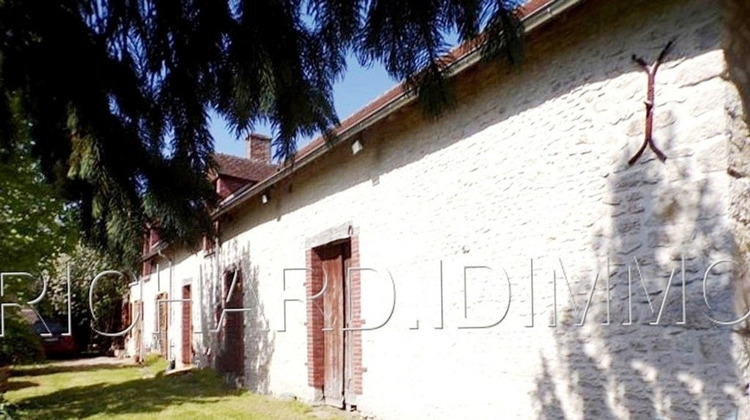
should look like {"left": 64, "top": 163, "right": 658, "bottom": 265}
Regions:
{"left": 14, "top": 368, "right": 242, "bottom": 419}
{"left": 11, "top": 362, "right": 134, "bottom": 378}
{"left": 5, "top": 380, "right": 38, "bottom": 392}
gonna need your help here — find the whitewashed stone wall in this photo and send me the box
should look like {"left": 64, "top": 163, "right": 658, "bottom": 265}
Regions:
{"left": 156, "top": 0, "right": 750, "bottom": 418}
{"left": 126, "top": 256, "right": 175, "bottom": 358}
{"left": 127, "top": 253, "right": 214, "bottom": 372}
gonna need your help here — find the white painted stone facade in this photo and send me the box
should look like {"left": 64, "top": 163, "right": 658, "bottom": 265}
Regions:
{"left": 127, "top": 0, "right": 750, "bottom": 418}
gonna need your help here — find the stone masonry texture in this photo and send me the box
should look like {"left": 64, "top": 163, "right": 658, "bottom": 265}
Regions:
{"left": 129, "top": 0, "right": 750, "bottom": 418}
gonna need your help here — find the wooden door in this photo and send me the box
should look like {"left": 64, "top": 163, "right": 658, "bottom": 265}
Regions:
{"left": 318, "top": 241, "right": 351, "bottom": 407}
{"left": 181, "top": 285, "right": 192, "bottom": 365}
{"left": 133, "top": 300, "right": 143, "bottom": 363}
{"left": 218, "top": 270, "right": 244, "bottom": 377}
{"left": 156, "top": 292, "right": 168, "bottom": 358}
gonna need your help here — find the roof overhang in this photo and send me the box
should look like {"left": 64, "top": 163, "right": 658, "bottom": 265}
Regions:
{"left": 213, "top": 0, "right": 586, "bottom": 219}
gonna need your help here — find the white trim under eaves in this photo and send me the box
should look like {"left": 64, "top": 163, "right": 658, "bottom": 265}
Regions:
{"left": 214, "top": 0, "right": 585, "bottom": 219}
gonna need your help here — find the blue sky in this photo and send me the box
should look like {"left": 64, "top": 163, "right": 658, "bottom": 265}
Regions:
{"left": 209, "top": 55, "right": 398, "bottom": 158}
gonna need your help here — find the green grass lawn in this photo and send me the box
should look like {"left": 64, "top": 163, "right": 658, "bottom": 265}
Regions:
{"left": 3, "top": 356, "right": 351, "bottom": 420}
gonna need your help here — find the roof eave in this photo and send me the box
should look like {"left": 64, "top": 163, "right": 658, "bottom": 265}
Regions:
{"left": 213, "top": 0, "right": 585, "bottom": 219}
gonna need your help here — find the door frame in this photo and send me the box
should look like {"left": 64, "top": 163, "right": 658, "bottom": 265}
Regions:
{"left": 321, "top": 240, "right": 349, "bottom": 407}
{"left": 181, "top": 284, "right": 192, "bottom": 365}
{"left": 155, "top": 292, "right": 168, "bottom": 358}
{"left": 306, "top": 233, "right": 363, "bottom": 407}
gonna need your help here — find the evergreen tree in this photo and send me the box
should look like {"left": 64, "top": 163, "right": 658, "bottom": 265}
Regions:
{"left": 0, "top": 0, "right": 523, "bottom": 264}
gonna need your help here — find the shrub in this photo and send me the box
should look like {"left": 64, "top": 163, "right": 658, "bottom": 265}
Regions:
{"left": 0, "top": 313, "right": 44, "bottom": 366}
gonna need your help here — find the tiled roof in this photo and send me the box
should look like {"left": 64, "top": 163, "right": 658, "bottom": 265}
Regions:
{"left": 215, "top": 0, "right": 580, "bottom": 217}
{"left": 213, "top": 153, "right": 277, "bottom": 182}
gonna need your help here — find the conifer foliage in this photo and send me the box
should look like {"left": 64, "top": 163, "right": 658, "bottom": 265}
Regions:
{"left": 0, "top": 0, "right": 523, "bottom": 264}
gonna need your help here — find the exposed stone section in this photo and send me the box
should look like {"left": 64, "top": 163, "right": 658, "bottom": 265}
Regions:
{"left": 725, "top": 0, "right": 750, "bottom": 182}
{"left": 724, "top": 1, "right": 750, "bottom": 418}
{"left": 724, "top": 0, "right": 750, "bottom": 126}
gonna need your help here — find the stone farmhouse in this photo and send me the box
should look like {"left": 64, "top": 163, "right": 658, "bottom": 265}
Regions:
{"left": 124, "top": 0, "right": 750, "bottom": 418}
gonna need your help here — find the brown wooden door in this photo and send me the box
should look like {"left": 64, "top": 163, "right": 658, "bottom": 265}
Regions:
{"left": 133, "top": 300, "right": 143, "bottom": 362}
{"left": 156, "top": 292, "right": 168, "bottom": 358}
{"left": 218, "top": 270, "right": 244, "bottom": 378}
{"left": 318, "top": 241, "right": 351, "bottom": 407}
{"left": 181, "top": 285, "right": 192, "bottom": 365}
